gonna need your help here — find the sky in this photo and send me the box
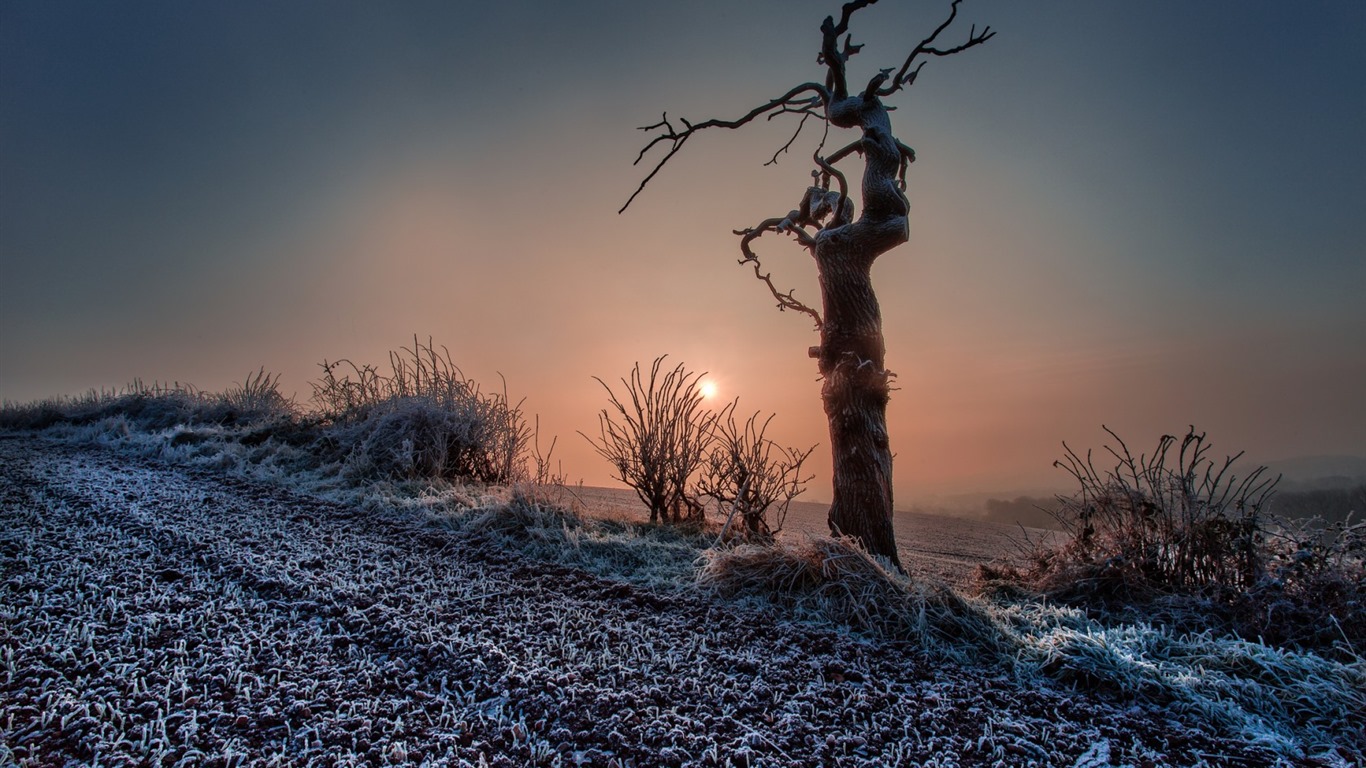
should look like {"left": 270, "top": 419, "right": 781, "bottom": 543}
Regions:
{"left": 3, "top": 1, "right": 1364, "bottom": 505}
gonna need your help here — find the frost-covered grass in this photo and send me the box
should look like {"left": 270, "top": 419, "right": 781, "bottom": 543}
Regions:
{"left": 696, "top": 537, "right": 1364, "bottom": 761}
{"left": 4, "top": 387, "right": 1365, "bottom": 762}
{"left": 0, "top": 370, "right": 296, "bottom": 433}
{"left": 697, "top": 538, "right": 1008, "bottom": 660}
{"left": 310, "top": 337, "right": 533, "bottom": 485}
{"left": 997, "top": 601, "right": 1365, "bottom": 759}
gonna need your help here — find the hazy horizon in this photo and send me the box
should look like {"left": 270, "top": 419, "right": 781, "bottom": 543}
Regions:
{"left": 3, "top": 1, "right": 1364, "bottom": 501}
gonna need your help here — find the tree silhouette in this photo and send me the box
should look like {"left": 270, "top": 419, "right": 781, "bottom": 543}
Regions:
{"left": 622, "top": 0, "right": 993, "bottom": 569}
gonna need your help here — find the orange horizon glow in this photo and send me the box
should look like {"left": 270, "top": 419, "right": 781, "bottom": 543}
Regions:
{"left": 2, "top": 2, "right": 1363, "bottom": 507}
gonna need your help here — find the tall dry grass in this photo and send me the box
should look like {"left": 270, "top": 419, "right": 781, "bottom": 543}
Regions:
{"left": 311, "top": 337, "right": 531, "bottom": 484}
{"left": 0, "top": 370, "right": 296, "bottom": 432}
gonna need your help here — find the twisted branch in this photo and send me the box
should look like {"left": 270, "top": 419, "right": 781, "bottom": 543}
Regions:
{"left": 878, "top": 0, "right": 994, "bottom": 97}
{"left": 819, "top": 0, "right": 876, "bottom": 100}
{"left": 621, "top": 0, "right": 990, "bottom": 331}
{"left": 734, "top": 219, "right": 823, "bottom": 328}
{"left": 620, "top": 82, "right": 828, "bottom": 213}
{"left": 765, "top": 111, "right": 819, "bottom": 167}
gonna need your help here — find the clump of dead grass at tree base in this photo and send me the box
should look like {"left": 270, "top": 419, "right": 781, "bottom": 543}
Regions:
{"left": 697, "top": 536, "right": 1010, "bottom": 657}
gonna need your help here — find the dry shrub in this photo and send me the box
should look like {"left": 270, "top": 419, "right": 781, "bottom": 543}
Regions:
{"left": 333, "top": 398, "right": 484, "bottom": 481}
{"left": 581, "top": 356, "right": 715, "bottom": 525}
{"left": 313, "top": 337, "right": 531, "bottom": 484}
{"left": 984, "top": 426, "right": 1366, "bottom": 658}
{"left": 697, "top": 536, "right": 1007, "bottom": 653}
{"left": 695, "top": 400, "right": 815, "bottom": 541}
{"left": 1046, "top": 426, "right": 1276, "bottom": 597}
{"left": 1249, "top": 514, "right": 1366, "bottom": 653}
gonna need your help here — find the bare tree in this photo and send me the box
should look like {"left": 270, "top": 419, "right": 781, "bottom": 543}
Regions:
{"left": 621, "top": 1, "right": 993, "bottom": 568}
{"left": 697, "top": 399, "right": 817, "bottom": 540}
{"left": 581, "top": 356, "right": 716, "bottom": 524}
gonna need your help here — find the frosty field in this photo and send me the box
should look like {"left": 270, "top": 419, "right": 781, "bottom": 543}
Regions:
{"left": 1, "top": 435, "right": 1358, "bottom": 766}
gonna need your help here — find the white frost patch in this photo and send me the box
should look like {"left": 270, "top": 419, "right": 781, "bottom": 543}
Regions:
{"left": 1071, "top": 738, "right": 1111, "bottom": 767}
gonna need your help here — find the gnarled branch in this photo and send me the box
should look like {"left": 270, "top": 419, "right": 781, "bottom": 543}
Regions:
{"left": 620, "top": 82, "right": 828, "bottom": 213}
{"left": 819, "top": 1, "right": 876, "bottom": 100}
{"left": 765, "top": 111, "right": 819, "bottom": 167}
{"left": 734, "top": 218, "right": 823, "bottom": 328}
{"left": 878, "top": 0, "right": 994, "bottom": 98}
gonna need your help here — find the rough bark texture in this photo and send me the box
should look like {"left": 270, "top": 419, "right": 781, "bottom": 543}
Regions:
{"left": 623, "top": 0, "right": 993, "bottom": 570}
{"left": 815, "top": 102, "right": 907, "bottom": 570}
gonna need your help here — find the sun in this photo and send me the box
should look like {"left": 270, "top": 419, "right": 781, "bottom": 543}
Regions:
{"left": 699, "top": 380, "right": 718, "bottom": 399}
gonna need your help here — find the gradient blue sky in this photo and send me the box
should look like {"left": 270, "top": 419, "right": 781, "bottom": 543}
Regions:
{"left": 3, "top": 1, "right": 1363, "bottom": 502}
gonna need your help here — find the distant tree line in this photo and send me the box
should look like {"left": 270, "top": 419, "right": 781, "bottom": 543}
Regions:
{"left": 981, "top": 485, "right": 1364, "bottom": 531}
{"left": 980, "top": 496, "right": 1062, "bottom": 530}
{"left": 1271, "top": 485, "right": 1365, "bottom": 528}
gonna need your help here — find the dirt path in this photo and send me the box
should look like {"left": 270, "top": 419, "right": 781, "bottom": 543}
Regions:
{"left": 0, "top": 435, "right": 1267, "bottom": 766}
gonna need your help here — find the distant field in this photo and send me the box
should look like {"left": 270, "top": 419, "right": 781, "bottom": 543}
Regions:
{"left": 552, "top": 486, "right": 1054, "bottom": 587}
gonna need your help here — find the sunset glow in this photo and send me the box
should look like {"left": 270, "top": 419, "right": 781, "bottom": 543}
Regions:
{"left": 1, "top": 1, "right": 1363, "bottom": 505}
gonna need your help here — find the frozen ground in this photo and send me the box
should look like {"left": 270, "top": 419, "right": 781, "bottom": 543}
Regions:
{"left": 0, "top": 435, "right": 1315, "bottom": 765}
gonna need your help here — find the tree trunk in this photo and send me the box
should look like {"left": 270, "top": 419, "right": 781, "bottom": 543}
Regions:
{"left": 816, "top": 102, "right": 908, "bottom": 571}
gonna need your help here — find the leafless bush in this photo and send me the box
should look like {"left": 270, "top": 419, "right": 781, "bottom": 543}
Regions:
{"left": 981, "top": 426, "right": 1366, "bottom": 657}
{"left": 696, "top": 399, "right": 815, "bottom": 541}
{"left": 312, "top": 337, "right": 532, "bottom": 484}
{"left": 1023, "top": 426, "right": 1278, "bottom": 600}
{"left": 581, "top": 356, "right": 716, "bottom": 525}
